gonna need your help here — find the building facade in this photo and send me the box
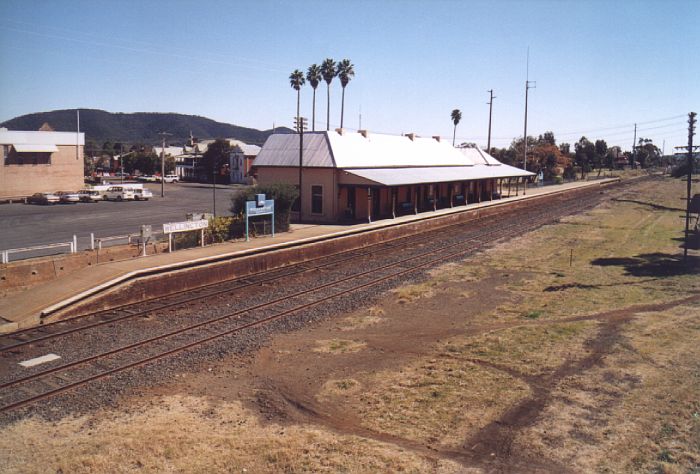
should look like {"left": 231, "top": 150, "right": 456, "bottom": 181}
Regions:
{"left": 0, "top": 128, "right": 85, "bottom": 199}
{"left": 253, "top": 129, "right": 534, "bottom": 224}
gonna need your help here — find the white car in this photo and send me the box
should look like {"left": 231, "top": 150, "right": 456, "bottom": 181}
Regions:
{"left": 161, "top": 174, "right": 179, "bottom": 183}
{"left": 103, "top": 186, "right": 135, "bottom": 201}
{"left": 78, "top": 189, "right": 103, "bottom": 202}
{"left": 55, "top": 191, "right": 81, "bottom": 203}
{"left": 133, "top": 188, "right": 153, "bottom": 201}
{"left": 138, "top": 175, "right": 157, "bottom": 182}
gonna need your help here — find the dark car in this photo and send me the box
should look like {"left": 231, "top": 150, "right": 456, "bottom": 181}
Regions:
{"left": 27, "top": 192, "right": 60, "bottom": 205}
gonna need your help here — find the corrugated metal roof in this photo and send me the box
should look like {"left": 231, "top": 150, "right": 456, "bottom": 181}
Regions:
{"left": 255, "top": 130, "right": 524, "bottom": 173}
{"left": 253, "top": 133, "right": 334, "bottom": 167}
{"left": 0, "top": 130, "right": 85, "bottom": 146}
{"left": 339, "top": 165, "right": 534, "bottom": 186}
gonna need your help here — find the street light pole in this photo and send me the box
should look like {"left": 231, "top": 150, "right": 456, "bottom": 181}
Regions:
{"left": 294, "top": 116, "right": 308, "bottom": 223}
{"left": 158, "top": 132, "right": 171, "bottom": 197}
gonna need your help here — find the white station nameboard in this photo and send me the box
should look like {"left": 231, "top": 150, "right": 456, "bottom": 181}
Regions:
{"left": 163, "top": 219, "right": 208, "bottom": 234}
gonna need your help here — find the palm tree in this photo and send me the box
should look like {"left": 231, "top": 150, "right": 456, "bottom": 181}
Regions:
{"left": 320, "top": 58, "right": 337, "bottom": 131}
{"left": 306, "top": 64, "right": 322, "bottom": 132}
{"left": 337, "top": 59, "right": 355, "bottom": 129}
{"left": 289, "top": 69, "right": 305, "bottom": 132}
{"left": 451, "top": 109, "right": 462, "bottom": 147}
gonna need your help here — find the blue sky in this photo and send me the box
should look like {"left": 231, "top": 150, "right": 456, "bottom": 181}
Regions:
{"left": 1, "top": 0, "right": 698, "bottom": 151}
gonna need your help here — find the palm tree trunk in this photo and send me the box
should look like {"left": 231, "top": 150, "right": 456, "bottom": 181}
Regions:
{"left": 296, "top": 90, "right": 300, "bottom": 132}
{"left": 326, "top": 83, "right": 330, "bottom": 131}
{"left": 453, "top": 124, "right": 456, "bottom": 147}
{"left": 340, "top": 86, "right": 346, "bottom": 129}
{"left": 312, "top": 88, "right": 316, "bottom": 132}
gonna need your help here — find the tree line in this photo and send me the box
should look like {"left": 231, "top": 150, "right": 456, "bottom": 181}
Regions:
{"left": 483, "top": 132, "right": 664, "bottom": 181}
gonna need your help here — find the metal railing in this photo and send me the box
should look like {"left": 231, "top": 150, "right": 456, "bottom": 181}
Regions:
{"left": 1, "top": 236, "right": 77, "bottom": 264}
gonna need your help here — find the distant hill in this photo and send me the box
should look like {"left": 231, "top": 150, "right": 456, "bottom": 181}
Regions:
{"left": 0, "top": 109, "right": 292, "bottom": 146}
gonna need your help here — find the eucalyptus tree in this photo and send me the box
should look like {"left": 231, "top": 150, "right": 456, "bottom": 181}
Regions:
{"left": 451, "top": 109, "right": 462, "bottom": 147}
{"left": 320, "top": 58, "right": 337, "bottom": 131}
{"left": 337, "top": 59, "right": 355, "bottom": 129}
{"left": 289, "top": 69, "right": 306, "bottom": 132}
{"left": 306, "top": 64, "right": 322, "bottom": 132}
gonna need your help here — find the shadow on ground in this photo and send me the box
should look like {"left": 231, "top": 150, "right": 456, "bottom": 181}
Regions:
{"left": 611, "top": 198, "right": 686, "bottom": 212}
{"left": 591, "top": 252, "right": 700, "bottom": 277}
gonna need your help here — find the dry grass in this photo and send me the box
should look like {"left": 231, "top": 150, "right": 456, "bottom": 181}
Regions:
{"left": 338, "top": 307, "right": 385, "bottom": 331}
{"left": 353, "top": 355, "right": 531, "bottom": 449}
{"left": 0, "top": 396, "right": 446, "bottom": 474}
{"left": 455, "top": 321, "right": 597, "bottom": 376}
{"left": 312, "top": 339, "right": 367, "bottom": 354}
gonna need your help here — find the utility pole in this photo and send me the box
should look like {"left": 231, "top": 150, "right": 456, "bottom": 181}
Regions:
{"left": 294, "top": 116, "right": 308, "bottom": 223}
{"left": 631, "top": 123, "right": 637, "bottom": 169}
{"left": 523, "top": 48, "right": 536, "bottom": 172}
{"left": 487, "top": 89, "right": 496, "bottom": 153}
{"left": 678, "top": 112, "right": 697, "bottom": 263}
{"left": 158, "top": 132, "right": 171, "bottom": 197}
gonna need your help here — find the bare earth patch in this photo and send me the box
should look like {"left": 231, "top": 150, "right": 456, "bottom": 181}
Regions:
{"left": 2, "top": 176, "right": 698, "bottom": 472}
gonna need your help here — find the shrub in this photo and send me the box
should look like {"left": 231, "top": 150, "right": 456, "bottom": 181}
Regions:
{"left": 206, "top": 216, "right": 236, "bottom": 243}
{"left": 231, "top": 183, "right": 299, "bottom": 232}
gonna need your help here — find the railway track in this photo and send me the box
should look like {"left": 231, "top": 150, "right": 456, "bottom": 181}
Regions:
{"left": 0, "top": 182, "right": 623, "bottom": 414}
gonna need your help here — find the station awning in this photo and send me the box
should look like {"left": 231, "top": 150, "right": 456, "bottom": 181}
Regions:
{"left": 338, "top": 165, "right": 534, "bottom": 186}
{"left": 12, "top": 144, "right": 59, "bottom": 153}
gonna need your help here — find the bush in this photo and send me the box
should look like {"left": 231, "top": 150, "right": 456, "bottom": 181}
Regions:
{"left": 206, "top": 216, "right": 236, "bottom": 243}
{"left": 231, "top": 183, "right": 299, "bottom": 232}
{"left": 553, "top": 176, "right": 563, "bottom": 185}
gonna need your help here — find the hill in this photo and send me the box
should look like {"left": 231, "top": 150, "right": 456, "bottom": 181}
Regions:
{"left": 0, "top": 109, "right": 291, "bottom": 146}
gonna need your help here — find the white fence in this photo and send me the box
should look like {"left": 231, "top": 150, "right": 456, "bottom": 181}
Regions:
{"left": 1, "top": 230, "right": 166, "bottom": 264}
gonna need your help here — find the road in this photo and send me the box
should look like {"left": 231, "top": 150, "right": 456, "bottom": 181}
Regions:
{"left": 0, "top": 182, "right": 247, "bottom": 258}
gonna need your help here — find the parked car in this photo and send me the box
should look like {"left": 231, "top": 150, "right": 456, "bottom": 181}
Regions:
{"left": 78, "top": 189, "right": 103, "bottom": 202}
{"left": 103, "top": 186, "right": 135, "bottom": 201}
{"left": 27, "top": 192, "right": 60, "bottom": 205}
{"left": 55, "top": 191, "right": 81, "bottom": 203}
{"left": 133, "top": 188, "right": 153, "bottom": 201}
{"left": 137, "top": 175, "right": 157, "bottom": 182}
{"left": 162, "top": 174, "right": 179, "bottom": 183}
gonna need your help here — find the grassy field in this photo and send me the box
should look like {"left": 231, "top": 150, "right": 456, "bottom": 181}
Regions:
{"left": 1, "top": 175, "right": 698, "bottom": 473}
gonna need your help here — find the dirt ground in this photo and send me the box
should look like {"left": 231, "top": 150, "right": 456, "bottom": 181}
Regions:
{"left": 2, "top": 175, "right": 699, "bottom": 473}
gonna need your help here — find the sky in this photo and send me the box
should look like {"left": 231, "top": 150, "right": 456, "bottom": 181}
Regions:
{"left": 1, "top": 0, "right": 698, "bottom": 152}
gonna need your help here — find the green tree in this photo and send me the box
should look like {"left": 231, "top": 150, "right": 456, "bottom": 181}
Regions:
{"left": 200, "top": 139, "right": 231, "bottom": 184}
{"left": 574, "top": 136, "right": 595, "bottom": 178}
{"left": 337, "top": 59, "right": 355, "bottom": 129}
{"left": 231, "top": 183, "right": 299, "bottom": 232}
{"left": 636, "top": 138, "right": 661, "bottom": 168}
{"left": 289, "top": 69, "right": 306, "bottom": 132}
{"left": 306, "top": 64, "right": 322, "bottom": 132}
{"left": 450, "top": 109, "right": 462, "bottom": 147}
{"left": 320, "top": 58, "right": 337, "bottom": 131}
{"left": 594, "top": 139, "right": 608, "bottom": 174}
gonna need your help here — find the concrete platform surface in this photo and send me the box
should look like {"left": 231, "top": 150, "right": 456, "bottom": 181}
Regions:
{"left": 0, "top": 178, "right": 618, "bottom": 331}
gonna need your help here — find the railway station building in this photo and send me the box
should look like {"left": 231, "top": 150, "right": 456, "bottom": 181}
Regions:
{"left": 0, "top": 128, "right": 85, "bottom": 200}
{"left": 253, "top": 129, "right": 534, "bottom": 223}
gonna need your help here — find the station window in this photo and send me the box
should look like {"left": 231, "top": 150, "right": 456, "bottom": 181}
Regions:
{"left": 311, "top": 185, "right": 323, "bottom": 214}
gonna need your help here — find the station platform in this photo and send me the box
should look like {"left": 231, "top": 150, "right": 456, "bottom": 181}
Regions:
{"left": 0, "top": 178, "right": 619, "bottom": 332}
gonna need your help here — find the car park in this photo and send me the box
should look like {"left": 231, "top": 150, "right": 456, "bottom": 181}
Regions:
{"left": 78, "top": 189, "right": 103, "bottom": 202}
{"left": 55, "top": 191, "right": 81, "bottom": 203}
{"left": 133, "top": 188, "right": 153, "bottom": 201}
{"left": 27, "top": 192, "right": 60, "bottom": 205}
{"left": 102, "top": 186, "right": 135, "bottom": 201}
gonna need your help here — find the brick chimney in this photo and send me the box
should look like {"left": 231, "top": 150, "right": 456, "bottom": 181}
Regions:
{"left": 432, "top": 135, "right": 441, "bottom": 142}
{"left": 335, "top": 128, "right": 344, "bottom": 135}
{"left": 359, "top": 129, "right": 369, "bottom": 138}
{"left": 405, "top": 133, "right": 416, "bottom": 141}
